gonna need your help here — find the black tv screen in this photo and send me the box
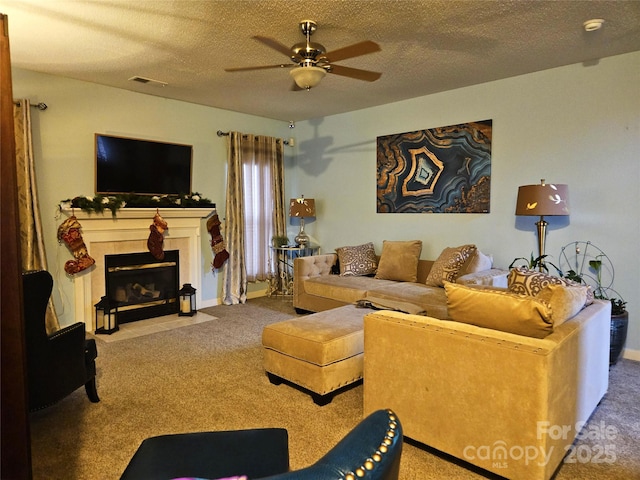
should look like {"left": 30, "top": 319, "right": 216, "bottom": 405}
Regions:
{"left": 95, "top": 134, "right": 192, "bottom": 195}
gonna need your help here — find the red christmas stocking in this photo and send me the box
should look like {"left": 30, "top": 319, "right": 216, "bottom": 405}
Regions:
{"left": 207, "top": 214, "right": 229, "bottom": 269}
{"left": 147, "top": 212, "right": 168, "bottom": 260}
{"left": 57, "top": 216, "right": 95, "bottom": 275}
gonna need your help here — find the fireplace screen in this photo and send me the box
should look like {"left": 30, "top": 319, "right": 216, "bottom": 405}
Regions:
{"left": 105, "top": 250, "right": 179, "bottom": 323}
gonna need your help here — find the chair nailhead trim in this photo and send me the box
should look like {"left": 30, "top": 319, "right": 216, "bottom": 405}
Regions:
{"left": 341, "top": 409, "right": 398, "bottom": 479}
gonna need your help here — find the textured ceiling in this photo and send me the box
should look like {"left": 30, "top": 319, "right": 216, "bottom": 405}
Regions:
{"left": 2, "top": 0, "right": 640, "bottom": 122}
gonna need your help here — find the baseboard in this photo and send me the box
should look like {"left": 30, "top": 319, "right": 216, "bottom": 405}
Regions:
{"left": 247, "top": 290, "right": 268, "bottom": 300}
{"left": 200, "top": 289, "right": 268, "bottom": 309}
{"left": 199, "top": 298, "right": 220, "bottom": 308}
{"left": 623, "top": 348, "right": 640, "bottom": 362}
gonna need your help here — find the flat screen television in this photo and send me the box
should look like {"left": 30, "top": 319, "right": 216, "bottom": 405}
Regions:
{"left": 95, "top": 134, "right": 192, "bottom": 195}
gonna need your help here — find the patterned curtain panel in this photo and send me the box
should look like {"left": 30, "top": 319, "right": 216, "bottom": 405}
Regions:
{"left": 14, "top": 99, "right": 60, "bottom": 333}
{"left": 222, "top": 132, "right": 247, "bottom": 305}
{"left": 270, "top": 140, "right": 286, "bottom": 242}
{"left": 269, "top": 138, "right": 286, "bottom": 294}
{"left": 222, "top": 132, "right": 285, "bottom": 304}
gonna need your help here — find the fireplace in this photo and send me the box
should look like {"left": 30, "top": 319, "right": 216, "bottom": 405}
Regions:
{"left": 105, "top": 250, "right": 180, "bottom": 323}
{"left": 62, "top": 207, "right": 213, "bottom": 332}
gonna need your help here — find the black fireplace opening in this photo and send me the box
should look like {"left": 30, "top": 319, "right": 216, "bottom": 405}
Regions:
{"left": 105, "top": 250, "right": 179, "bottom": 324}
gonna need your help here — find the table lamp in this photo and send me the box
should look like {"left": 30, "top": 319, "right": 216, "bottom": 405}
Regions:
{"left": 515, "top": 179, "right": 569, "bottom": 271}
{"left": 289, "top": 196, "right": 316, "bottom": 246}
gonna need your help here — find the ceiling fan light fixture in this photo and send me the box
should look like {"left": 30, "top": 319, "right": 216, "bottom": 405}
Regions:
{"left": 290, "top": 66, "right": 326, "bottom": 89}
{"left": 583, "top": 18, "right": 604, "bottom": 32}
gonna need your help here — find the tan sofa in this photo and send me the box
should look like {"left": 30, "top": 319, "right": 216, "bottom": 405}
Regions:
{"left": 293, "top": 253, "right": 508, "bottom": 317}
{"left": 362, "top": 299, "right": 611, "bottom": 480}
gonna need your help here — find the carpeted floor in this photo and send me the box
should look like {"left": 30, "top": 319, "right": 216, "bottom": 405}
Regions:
{"left": 29, "top": 297, "right": 640, "bottom": 479}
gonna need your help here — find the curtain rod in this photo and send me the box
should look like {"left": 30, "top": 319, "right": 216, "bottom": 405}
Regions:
{"left": 217, "top": 130, "right": 291, "bottom": 146}
{"left": 13, "top": 100, "right": 48, "bottom": 110}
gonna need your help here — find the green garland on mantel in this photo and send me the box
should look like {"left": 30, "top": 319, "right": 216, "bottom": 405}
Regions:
{"left": 59, "top": 193, "right": 215, "bottom": 217}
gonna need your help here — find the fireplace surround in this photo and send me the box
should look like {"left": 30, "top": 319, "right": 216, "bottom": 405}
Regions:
{"left": 61, "top": 208, "right": 213, "bottom": 332}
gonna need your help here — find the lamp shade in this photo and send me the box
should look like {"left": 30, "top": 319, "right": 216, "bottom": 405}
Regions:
{"left": 515, "top": 181, "right": 569, "bottom": 216}
{"left": 290, "top": 66, "right": 326, "bottom": 89}
{"left": 289, "top": 197, "right": 316, "bottom": 218}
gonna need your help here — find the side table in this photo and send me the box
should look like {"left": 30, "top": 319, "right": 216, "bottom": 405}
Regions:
{"left": 269, "top": 245, "right": 320, "bottom": 297}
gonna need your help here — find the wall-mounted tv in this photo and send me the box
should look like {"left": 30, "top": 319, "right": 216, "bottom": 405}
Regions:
{"left": 95, "top": 134, "right": 192, "bottom": 195}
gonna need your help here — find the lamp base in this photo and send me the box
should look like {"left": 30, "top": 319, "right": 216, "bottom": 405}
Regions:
{"left": 295, "top": 232, "right": 310, "bottom": 246}
{"left": 295, "top": 218, "right": 310, "bottom": 246}
{"left": 536, "top": 217, "right": 548, "bottom": 272}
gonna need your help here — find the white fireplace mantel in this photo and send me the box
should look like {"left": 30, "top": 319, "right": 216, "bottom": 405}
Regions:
{"left": 65, "top": 207, "right": 215, "bottom": 220}
{"left": 61, "top": 208, "right": 215, "bottom": 331}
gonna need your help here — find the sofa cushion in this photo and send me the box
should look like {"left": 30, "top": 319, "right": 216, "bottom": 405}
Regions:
{"left": 425, "top": 244, "right": 476, "bottom": 287}
{"left": 537, "top": 284, "right": 588, "bottom": 326}
{"left": 444, "top": 282, "right": 553, "bottom": 338}
{"left": 366, "top": 282, "right": 449, "bottom": 320}
{"left": 335, "top": 242, "right": 378, "bottom": 276}
{"left": 374, "top": 240, "right": 422, "bottom": 282}
{"left": 508, "top": 267, "right": 593, "bottom": 305}
{"left": 304, "top": 275, "right": 397, "bottom": 304}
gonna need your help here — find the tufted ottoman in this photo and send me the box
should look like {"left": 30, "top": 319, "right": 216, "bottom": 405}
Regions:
{"left": 262, "top": 304, "right": 369, "bottom": 405}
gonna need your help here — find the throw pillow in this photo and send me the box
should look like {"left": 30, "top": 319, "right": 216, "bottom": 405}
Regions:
{"left": 425, "top": 244, "right": 477, "bottom": 287}
{"left": 335, "top": 242, "right": 377, "bottom": 276}
{"left": 445, "top": 282, "right": 553, "bottom": 338}
{"left": 374, "top": 240, "right": 422, "bottom": 282}
{"left": 536, "top": 284, "right": 588, "bottom": 326}
{"left": 508, "top": 267, "right": 594, "bottom": 305}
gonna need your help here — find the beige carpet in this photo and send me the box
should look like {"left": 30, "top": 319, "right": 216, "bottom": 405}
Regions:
{"left": 30, "top": 297, "right": 640, "bottom": 479}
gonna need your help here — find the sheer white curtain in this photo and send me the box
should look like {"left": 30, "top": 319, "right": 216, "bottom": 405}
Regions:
{"left": 223, "top": 132, "right": 285, "bottom": 304}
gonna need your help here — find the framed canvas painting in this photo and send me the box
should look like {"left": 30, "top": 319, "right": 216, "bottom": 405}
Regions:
{"left": 377, "top": 120, "right": 492, "bottom": 213}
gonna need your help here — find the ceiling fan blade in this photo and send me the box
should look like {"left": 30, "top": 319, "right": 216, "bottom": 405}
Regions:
{"left": 253, "top": 36, "right": 293, "bottom": 58}
{"left": 225, "top": 64, "right": 289, "bottom": 72}
{"left": 328, "top": 64, "right": 382, "bottom": 82}
{"left": 324, "top": 40, "right": 381, "bottom": 62}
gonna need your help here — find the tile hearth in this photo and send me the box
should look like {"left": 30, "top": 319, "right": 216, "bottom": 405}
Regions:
{"left": 90, "top": 311, "right": 216, "bottom": 343}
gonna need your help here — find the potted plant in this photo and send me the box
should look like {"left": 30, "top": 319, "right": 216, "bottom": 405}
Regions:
{"left": 509, "top": 253, "right": 558, "bottom": 273}
{"left": 271, "top": 235, "right": 290, "bottom": 248}
{"left": 587, "top": 257, "right": 628, "bottom": 364}
{"left": 557, "top": 242, "right": 628, "bottom": 365}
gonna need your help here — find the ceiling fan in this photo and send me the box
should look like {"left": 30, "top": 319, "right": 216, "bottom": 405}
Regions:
{"left": 224, "top": 20, "right": 382, "bottom": 91}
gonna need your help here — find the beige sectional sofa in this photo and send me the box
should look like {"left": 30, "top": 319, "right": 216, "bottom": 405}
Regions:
{"left": 289, "top": 241, "right": 611, "bottom": 479}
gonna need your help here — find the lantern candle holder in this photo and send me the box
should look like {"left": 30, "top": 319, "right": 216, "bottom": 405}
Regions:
{"left": 94, "top": 296, "right": 119, "bottom": 334}
{"left": 178, "top": 283, "right": 197, "bottom": 316}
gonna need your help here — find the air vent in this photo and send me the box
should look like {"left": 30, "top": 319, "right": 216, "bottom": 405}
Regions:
{"left": 128, "top": 76, "right": 168, "bottom": 87}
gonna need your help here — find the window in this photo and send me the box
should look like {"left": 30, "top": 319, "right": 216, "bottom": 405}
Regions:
{"left": 223, "top": 133, "right": 285, "bottom": 305}
{"left": 242, "top": 155, "right": 276, "bottom": 281}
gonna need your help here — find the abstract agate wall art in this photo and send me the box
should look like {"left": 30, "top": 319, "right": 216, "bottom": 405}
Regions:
{"left": 376, "top": 120, "right": 492, "bottom": 213}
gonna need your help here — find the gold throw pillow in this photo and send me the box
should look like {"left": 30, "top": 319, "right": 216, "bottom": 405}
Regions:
{"left": 374, "top": 240, "right": 422, "bottom": 282}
